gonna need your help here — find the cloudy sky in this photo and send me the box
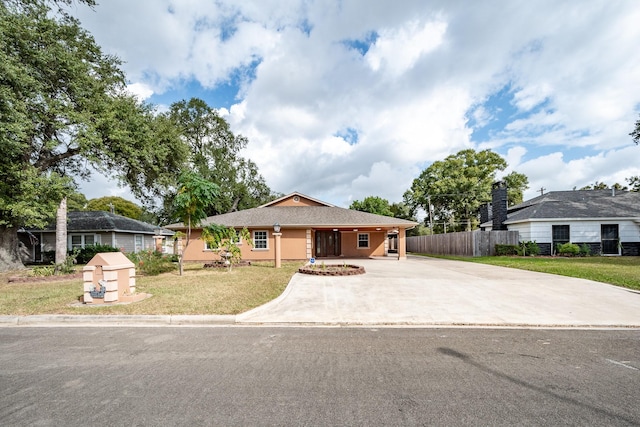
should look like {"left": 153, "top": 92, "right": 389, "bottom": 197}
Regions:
{"left": 72, "top": 0, "right": 640, "bottom": 208}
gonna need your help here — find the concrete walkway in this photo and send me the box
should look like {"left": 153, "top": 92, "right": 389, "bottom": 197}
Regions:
{"left": 236, "top": 256, "right": 640, "bottom": 327}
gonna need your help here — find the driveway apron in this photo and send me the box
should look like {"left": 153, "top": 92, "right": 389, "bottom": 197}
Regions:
{"left": 236, "top": 256, "right": 640, "bottom": 327}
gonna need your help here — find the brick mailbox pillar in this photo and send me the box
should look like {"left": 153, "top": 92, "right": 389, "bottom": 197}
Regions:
{"left": 82, "top": 252, "right": 137, "bottom": 304}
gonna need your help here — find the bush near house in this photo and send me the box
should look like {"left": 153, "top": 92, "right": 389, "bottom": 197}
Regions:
{"left": 579, "top": 244, "right": 591, "bottom": 257}
{"left": 75, "top": 244, "right": 120, "bottom": 264}
{"left": 495, "top": 241, "right": 540, "bottom": 256}
{"left": 126, "top": 250, "right": 176, "bottom": 276}
{"left": 496, "top": 244, "right": 519, "bottom": 256}
{"left": 557, "top": 243, "right": 581, "bottom": 256}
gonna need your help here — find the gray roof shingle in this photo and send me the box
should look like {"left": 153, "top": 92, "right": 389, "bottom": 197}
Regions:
{"left": 505, "top": 190, "right": 640, "bottom": 223}
{"left": 30, "top": 211, "right": 172, "bottom": 235}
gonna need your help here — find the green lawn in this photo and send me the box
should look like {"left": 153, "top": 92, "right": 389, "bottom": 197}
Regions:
{"left": 2, "top": 256, "right": 638, "bottom": 316}
{"left": 414, "top": 254, "right": 640, "bottom": 291}
{"left": 0, "top": 261, "right": 303, "bottom": 315}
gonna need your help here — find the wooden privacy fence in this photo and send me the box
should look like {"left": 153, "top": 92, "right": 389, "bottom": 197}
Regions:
{"left": 407, "top": 230, "right": 520, "bottom": 257}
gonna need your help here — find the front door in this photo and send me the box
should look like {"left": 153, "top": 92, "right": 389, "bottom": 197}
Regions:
{"left": 315, "top": 231, "right": 341, "bottom": 257}
{"left": 601, "top": 224, "right": 619, "bottom": 255}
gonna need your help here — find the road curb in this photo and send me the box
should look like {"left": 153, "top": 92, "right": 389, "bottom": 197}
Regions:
{"left": 1, "top": 315, "right": 638, "bottom": 329}
{"left": 0, "top": 314, "right": 237, "bottom": 327}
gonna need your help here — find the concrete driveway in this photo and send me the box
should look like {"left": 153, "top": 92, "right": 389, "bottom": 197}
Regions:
{"left": 237, "top": 256, "right": 640, "bottom": 327}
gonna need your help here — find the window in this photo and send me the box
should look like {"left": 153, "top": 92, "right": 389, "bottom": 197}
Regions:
{"left": 601, "top": 224, "right": 619, "bottom": 255}
{"left": 253, "top": 231, "right": 268, "bottom": 250}
{"left": 69, "top": 234, "right": 100, "bottom": 250}
{"left": 134, "top": 235, "right": 143, "bottom": 253}
{"left": 357, "top": 233, "right": 369, "bottom": 249}
{"left": 71, "top": 235, "right": 82, "bottom": 249}
{"left": 552, "top": 225, "right": 570, "bottom": 254}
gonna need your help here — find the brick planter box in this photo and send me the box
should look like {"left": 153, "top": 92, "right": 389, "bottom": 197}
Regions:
{"left": 298, "top": 264, "right": 365, "bottom": 276}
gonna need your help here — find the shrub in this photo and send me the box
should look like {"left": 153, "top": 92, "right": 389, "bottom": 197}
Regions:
{"left": 75, "top": 244, "right": 120, "bottom": 264}
{"left": 528, "top": 241, "right": 540, "bottom": 256}
{"left": 54, "top": 248, "right": 79, "bottom": 274}
{"left": 517, "top": 241, "right": 540, "bottom": 256}
{"left": 579, "top": 244, "right": 591, "bottom": 257}
{"left": 495, "top": 244, "right": 519, "bottom": 256}
{"left": 127, "top": 250, "right": 176, "bottom": 276}
{"left": 557, "top": 243, "right": 580, "bottom": 256}
{"left": 29, "top": 266, "right": 55, "bottom": 276}
{"left": 42, "top": 250, "right": 55, "bottom": 264}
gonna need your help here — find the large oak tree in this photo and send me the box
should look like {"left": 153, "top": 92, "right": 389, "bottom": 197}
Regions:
{"left": 164, "top": 98, "right": 274, "bottom": 219}
{"left": 404, "top": 149, "right": 529, "bottom": 233}
{"left": 0, "top": 0, "right": 188, "bottom": 270}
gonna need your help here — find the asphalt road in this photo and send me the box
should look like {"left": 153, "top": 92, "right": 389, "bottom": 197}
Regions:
{"left": 1, "top": 327, "right": 639, "bottom": 426}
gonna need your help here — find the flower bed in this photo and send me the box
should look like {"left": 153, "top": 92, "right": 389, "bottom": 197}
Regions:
{"left": 298, "top": 264, "right": 365, "bottom": 276}
{"left": 204, "top": 260, "right": 252, "bottom": 268}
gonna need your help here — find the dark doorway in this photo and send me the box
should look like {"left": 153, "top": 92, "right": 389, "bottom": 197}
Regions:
{"left": 601, "top": 224, "right": 619, "bottom": 255}
{"left": 315, "top": 231, "right": 341, "bottom": 257}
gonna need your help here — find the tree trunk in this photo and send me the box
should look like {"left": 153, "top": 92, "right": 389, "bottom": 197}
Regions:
{"left": 56, "top": 197, "right": 67, "bottom": 265}
{"left": 0, "top": 225, "right": 25, "bottom": 272}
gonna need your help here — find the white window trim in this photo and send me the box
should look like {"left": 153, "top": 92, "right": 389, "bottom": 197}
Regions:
{"left": 203, "top": 239, "right": 215, "bottom": 251}
{"left": 68, "top": 233, "right": 101, "bottom": 250}
{"left": 134, "top": 234, "right": 144, "bottom": 253}
{"left": 357, "top": 233, "right": 370, "bottom": 249}
{"left": 253, "top": 230, "right": 269, "bottom": 251}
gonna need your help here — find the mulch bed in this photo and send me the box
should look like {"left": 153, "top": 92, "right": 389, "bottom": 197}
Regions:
{"left": 298, "top": 264, "right": 365, "bottom": 276}
{"left": 203, "top": 260, "right": 252, "bottom": 268}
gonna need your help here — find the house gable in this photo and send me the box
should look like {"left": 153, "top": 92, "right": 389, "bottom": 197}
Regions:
{"left": 260, "top": 192, "right": 334, "bottom": 208}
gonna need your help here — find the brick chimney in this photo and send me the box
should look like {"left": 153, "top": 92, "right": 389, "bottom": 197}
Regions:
{"left": 491, "top": 181, "right": 508, "bottom": 230}
{"left": 479, "top": 203, "right": 491, "bottom": 225}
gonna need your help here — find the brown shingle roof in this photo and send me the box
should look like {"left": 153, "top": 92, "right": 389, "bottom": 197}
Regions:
{"left": 166, "top": 206, "right": 418, "bottom": 230}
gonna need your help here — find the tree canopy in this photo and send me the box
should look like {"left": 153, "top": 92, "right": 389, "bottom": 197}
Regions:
{"left": 631, "top": 114, "right": 640, "bottom": 145}
{"left": 0, "top": 0, "right": 187, "bottom": 269}
{"left": 85, "top": 196, "right": 144, "bottom": 220}
{"left": 404, "top": 149, "right": 529, "bottom": 233}
{"left": 579, "top": 178, "right": 640, "bottom": 192}
{"left": 349, "top": 196, "right": 394, "bottom": 217}
{"left": 166, "top": 98, "right": 274, "bottom": 217}
{"left": 172, "top": 171, "right": 219, "bottom": 242}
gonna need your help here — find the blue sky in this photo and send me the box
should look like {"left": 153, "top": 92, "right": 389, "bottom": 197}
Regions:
{"left": 73, "top": 0, "right": 640, "bottom": 207}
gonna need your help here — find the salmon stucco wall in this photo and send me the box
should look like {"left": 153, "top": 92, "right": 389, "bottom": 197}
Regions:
{"left": 270, "top": 196, "right": 325, "bottom": 207}
{"left": 341, "top": 231, "right": 386, "bottom": 257}
{"left": 181, "top": 227, "right": 404, "bottom": 262}
{"left": 181, "top": 228, "right": 309, "bottom": 262}
{"left": 241, "top": 228, "right": 308, "bottom": 261}
{"left": 397, "top": 228, "right": 407, "bottom": 259}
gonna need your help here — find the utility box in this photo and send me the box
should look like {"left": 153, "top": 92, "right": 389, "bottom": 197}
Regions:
{"left": 82, "top": 252, "right": 136, "bottom": 304}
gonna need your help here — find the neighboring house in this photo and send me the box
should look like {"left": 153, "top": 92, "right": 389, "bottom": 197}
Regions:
{"left": 18, "top": 211, "right": 174, "bottom": 263}
{"left": 481, "top": 185, "right": 640, "bottom": 256}
{"left": 166, "top": 192, "right": 418, "bottom": 262}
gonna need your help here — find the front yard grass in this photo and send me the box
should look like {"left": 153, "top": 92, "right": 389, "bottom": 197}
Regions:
{"left": 0, "top": 261, "right": 303, "bottom": 315}
{"left": 418, "top": 254, "right": 640, "bottom": 291}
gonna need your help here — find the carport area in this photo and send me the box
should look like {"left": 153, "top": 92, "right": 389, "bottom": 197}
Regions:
{"left": 237, "top": 256, "right": 640, "bottom": 327}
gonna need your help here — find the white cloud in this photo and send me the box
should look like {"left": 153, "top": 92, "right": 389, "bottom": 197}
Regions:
{"left": 365, "top": 19, "right": 447, "bottom": 75}
{"left": 513, "top": 146, "right": 640, "bottom": 200}
{"left": 126, "top": 82, "right": 154, "bottom": 101}
{"left": 69, "top": 0, "right": 640, "bottom": 208}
